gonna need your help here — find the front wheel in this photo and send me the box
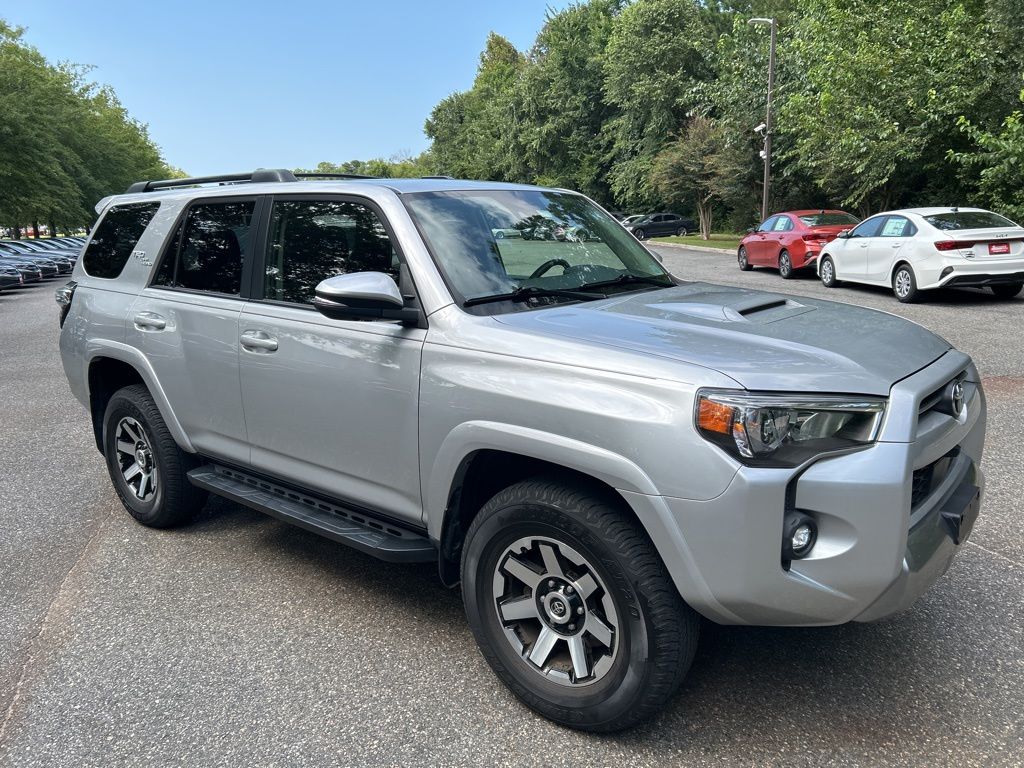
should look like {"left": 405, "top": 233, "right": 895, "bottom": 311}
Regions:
{"left": 675, "top": 227, "right": 688, "bottom": 237}
{"left": 893, "top": 264, "right": 920, "bottom": 303}
{"left": 820, "top": 256, "right": 839, "bottom": 287}
{"left": 461, "top": 478, "right": 699, "bottom": 732}
{"left": 738, "top": 246, "right": 753, "bottom": 271}
{"left": 633, "top": 229, "right": 646, "bottom": 240}
{"left": 991, "top": 282, "right": 1023, "bottom": 299}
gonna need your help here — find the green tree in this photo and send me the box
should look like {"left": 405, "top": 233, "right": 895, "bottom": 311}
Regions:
{"left": 650, "top": 116, "right": 747, "bottom": 237}
{"left": 603, "top": 0, "right": 712, "bottom": 209}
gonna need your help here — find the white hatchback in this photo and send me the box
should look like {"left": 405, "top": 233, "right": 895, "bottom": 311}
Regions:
{"left": 817, "top": 207, "right": 1024, "bottom": 302}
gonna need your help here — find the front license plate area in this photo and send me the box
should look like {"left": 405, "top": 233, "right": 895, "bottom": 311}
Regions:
{"left": 939, "top": 484, "right": 980, "bottom": 545}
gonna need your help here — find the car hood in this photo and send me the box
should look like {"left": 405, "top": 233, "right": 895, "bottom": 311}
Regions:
{"left": 493, "top": 283, "right": 950, "bottom": 395}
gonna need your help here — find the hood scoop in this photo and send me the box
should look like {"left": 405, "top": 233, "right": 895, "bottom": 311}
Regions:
{"left": 649, "top": 293, "right": 814, "bottom": 324}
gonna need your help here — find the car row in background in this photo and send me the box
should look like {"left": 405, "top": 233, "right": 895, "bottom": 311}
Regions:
{"left": 738, "top": 207, "right": 1024, "bottom": 302}
{"left": 0, "top": 236, "right": 84, "bottom": 292}
{"left": 623, "top": 212, "right": 696, "bottom": 240}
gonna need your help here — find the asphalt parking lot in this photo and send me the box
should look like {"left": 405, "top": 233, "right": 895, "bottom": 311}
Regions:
{"left": 1, "top": 246, "right": 1021, "bottom": 767}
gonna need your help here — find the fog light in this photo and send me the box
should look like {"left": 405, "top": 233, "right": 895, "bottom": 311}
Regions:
{"left": 782, "top": 512, "right": 817, "bottom": 562}
{"left": 792, "top": 524, "right": 813, "bottom": 554}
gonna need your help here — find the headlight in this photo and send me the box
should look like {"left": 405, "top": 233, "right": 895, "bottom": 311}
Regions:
{"left": 695, "top": 389, "right": 885, "bottom": 467}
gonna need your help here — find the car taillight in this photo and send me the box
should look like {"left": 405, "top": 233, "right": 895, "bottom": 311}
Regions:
{"left": 934, "top": 240, "right": 973, "bottom": 251}
{"left": 801, "top": 234, "right": 828, "bottom": 242}
{"left": 55, "top": 280, "right": 77, "bottom": 327}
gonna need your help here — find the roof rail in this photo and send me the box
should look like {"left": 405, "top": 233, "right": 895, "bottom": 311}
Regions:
{"left": 293, "top": 172, "right": 377, "bottom": 180}
{"left": 125, "top": 168, "right": 297, "bottom": 194}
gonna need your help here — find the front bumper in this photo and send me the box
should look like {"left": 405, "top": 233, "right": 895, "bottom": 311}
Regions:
{"left": 644, "top": 351, "right": 985, "bottom": 626}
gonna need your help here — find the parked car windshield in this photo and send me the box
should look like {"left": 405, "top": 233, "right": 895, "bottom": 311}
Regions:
{"left": 924, "top": 210, "right": 1020, "bottom": 231}
{"left": 403, "top": 189, "right": 673, "bottom": 311}
{"left": 797, "top": 212, "right": 860, "bottom": 227}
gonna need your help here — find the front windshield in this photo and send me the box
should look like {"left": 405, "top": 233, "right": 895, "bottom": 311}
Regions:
{"left": 403, "top": 189, "right": 672, "bottom": 311}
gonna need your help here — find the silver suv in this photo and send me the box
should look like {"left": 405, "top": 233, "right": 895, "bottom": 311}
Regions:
{"left": 57, "top": 170, "right": 986, "bottom": 731}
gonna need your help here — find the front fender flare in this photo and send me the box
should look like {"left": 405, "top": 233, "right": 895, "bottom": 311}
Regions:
{"left": 425, "top": 420, "right": 659, "bottom": 541}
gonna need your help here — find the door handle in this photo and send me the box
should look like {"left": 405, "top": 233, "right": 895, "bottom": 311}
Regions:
{"left": 133, "top": 312, "right": 166, "bottom": 330}
{"left": 891, "top": 242, "right": 904, "bottom": 248}
{"left": 240, "top": 330, "right": 278, "bottom": 352}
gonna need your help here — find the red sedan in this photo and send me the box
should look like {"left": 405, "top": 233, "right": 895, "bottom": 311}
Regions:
{"left": 738, "top": 209, "right": 861, "bottom": 279}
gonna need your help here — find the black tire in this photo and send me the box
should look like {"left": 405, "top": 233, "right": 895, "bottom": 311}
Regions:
{"left": 991, "top": 282, "right": 1023, "bottom": 299}
{"left": 633, "top": 228, "right": 646, "bottom": 240}
{"left": 102, "top": 384, "right": 207, "bottom": 528}
{"left": 819, "top": 255, "right": 839, "bottom": 287}
{"left": 738, "top": 246, "right": 753, "bottom": 271}
{"left": 778, "top": 250, "right": 794, "bottom": 279}
{"left": 892, "top": 263, "right": 920, "bottom": 303}
{"left": 675, "top": 227, "right": 688, "bottom": 237}
{"left": 461, "top": 477, "right": 699, "bottom": 732}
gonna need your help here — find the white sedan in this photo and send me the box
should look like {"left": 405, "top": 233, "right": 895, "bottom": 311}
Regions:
{"left": 816, "top": 207, "right": 1024, "bottom": 302}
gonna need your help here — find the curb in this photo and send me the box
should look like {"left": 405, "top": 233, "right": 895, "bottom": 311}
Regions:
{"left": 649, "top": 240, "right": 737, "bottom": 255}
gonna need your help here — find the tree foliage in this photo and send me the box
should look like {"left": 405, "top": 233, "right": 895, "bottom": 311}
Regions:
{"left": 0, "top": 19, "right": 173, "bottom": 232}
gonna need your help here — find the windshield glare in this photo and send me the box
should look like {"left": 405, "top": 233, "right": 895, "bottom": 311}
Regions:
{"left": 403, "top": 189, "right": 671, "bottom": 309}
{"left": 798, "top": 212, "right": 859, "bottom": 227}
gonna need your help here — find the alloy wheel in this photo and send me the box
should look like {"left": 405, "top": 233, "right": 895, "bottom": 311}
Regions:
{"left": 114, "top": 416, "right": 158, "bottom": 501}
{"left": 492, "top": 535, "right": 619, "bottom": 686}
{"left": 895, "top": 269, "right": 912, "bottom": 298}
{"left": 821, "top": 258, "right": 834, "bottom": 285}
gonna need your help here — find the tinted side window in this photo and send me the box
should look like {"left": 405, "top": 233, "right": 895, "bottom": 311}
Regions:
{"left": 264, "top": 199, "right": 399, "bottom": 305}
{"left": 82, "top": 202, "right": 160, "bottom": 279}
{"left": 773, "top": 216, "right": 793, "bottom": 232}
{"left": 850, "top": 217, "right": 884, "bottom": 238}
{"left": 153, "top": 200, "right": 255, "bottom": 295}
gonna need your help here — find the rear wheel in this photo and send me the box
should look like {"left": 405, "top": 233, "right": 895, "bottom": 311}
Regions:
{"left": 675, "top": 227, "right": 688, "bottom": 237}
{"left": 893, "top": 264, "right": 920, "bottom": 303}
{"left": 102, "top": 384, "right": 207, "bottom": 528}
{"left": 461, "top": 478, "right": 699, "bottom": 732}
{"left": 991, "top": 282, "right": 1023, "bottom": 299}
{"left": 778, "top": 250, "right": 794, "bottom": 279}
{"left": 820, "top": 256, "right": 839, "bottom": 287}
{"left": 738, "top": 246, "right": 753, "bottom": 271}
{"left": 633, "top": 229, "right": 646, "bottom": 240}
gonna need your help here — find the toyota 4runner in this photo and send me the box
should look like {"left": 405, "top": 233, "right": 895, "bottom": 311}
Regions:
{"left": 57, "top": 170, "right": 986, "bottom": 731}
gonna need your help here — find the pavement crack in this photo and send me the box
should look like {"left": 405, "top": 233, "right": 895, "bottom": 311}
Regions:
{"left": 0, "top": 508, "right": 112, "bottom": 747}
{"left": 966, "top": 539, "right": 1022, "bottom": 568}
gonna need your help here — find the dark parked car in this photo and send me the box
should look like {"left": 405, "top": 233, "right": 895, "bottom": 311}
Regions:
{"left": 0, "top": 257, "right": 44, "bottom": 283}
{"left": 624, "top": 213, "right": 696, "bottom": 240}
{"left": 0, "top": 265, "right": 24, "bottom": 290}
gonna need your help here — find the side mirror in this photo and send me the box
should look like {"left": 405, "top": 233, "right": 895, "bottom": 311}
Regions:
{"left": 745, "top": 227, "right": 756, "bottom": 234}
{"left": 313, "top": 272, "right": 420, "bottom": 326}
{"left": 837, "top": 230, "right": 852, "bottom": 239}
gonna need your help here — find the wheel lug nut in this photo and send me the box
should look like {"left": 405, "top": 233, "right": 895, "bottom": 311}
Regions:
{"left": 547, "top": 580, "right": 555, "bottom": 588}
{"left": 565, "top": 585, "right": 574, "bottom": 594}
{"left": 576, "top": 606, "right": 584, "bottom": 615}
{"left": 568, "top": 623, "right": 575, "bottom": 631}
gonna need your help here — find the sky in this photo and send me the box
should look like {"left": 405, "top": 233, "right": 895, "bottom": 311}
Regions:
{"left": 5, "top": 0, "right": 568, "bottom": 177}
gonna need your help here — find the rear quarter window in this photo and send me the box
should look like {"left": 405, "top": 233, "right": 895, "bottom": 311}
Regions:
{"left": 82, "top": 202, "right": 161, "bottom": 279}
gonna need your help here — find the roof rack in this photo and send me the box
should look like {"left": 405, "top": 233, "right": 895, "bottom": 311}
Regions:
{"left": 293, "top": 172, "right": 377, "bottom": 180}
{"left": 125, "top": 168, "right": 298, "bottom": 194}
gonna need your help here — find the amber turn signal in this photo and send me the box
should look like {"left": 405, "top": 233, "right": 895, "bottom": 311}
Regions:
{"left": 697, "top": 398, "right": 735, "bottom": 435}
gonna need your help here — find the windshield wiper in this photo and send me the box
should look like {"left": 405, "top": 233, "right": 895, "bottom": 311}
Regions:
{"left": 463, "top": 285, "right": 606, "bottom": 308}
{"left": 576, "top": 273, "right": 675, "bottom": 292}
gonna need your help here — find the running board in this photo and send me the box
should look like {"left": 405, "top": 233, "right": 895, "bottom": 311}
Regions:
{"left": 187, "top": 465, "right": 436, "bottom": 563}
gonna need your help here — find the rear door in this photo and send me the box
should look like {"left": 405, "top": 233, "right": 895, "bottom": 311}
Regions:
{"left": 867, "top": 215, "right": 916, "bottom": 281}
{"left": 771, "top": 215, "right": 795, "bottom": 264}
{"left": 128, "top": 196, "right": 260, "bottom": 465}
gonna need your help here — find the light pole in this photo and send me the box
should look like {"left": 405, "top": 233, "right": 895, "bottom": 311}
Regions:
{"left": 748, "top": 17, "right": 777, "bottom": 223}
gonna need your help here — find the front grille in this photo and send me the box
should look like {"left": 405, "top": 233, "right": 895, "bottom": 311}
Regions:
{"left": 918, "top": 372, "right": 967, "bottom": 419}
{"left": 911, "top": 448, "right": 960, "bottom": 508}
